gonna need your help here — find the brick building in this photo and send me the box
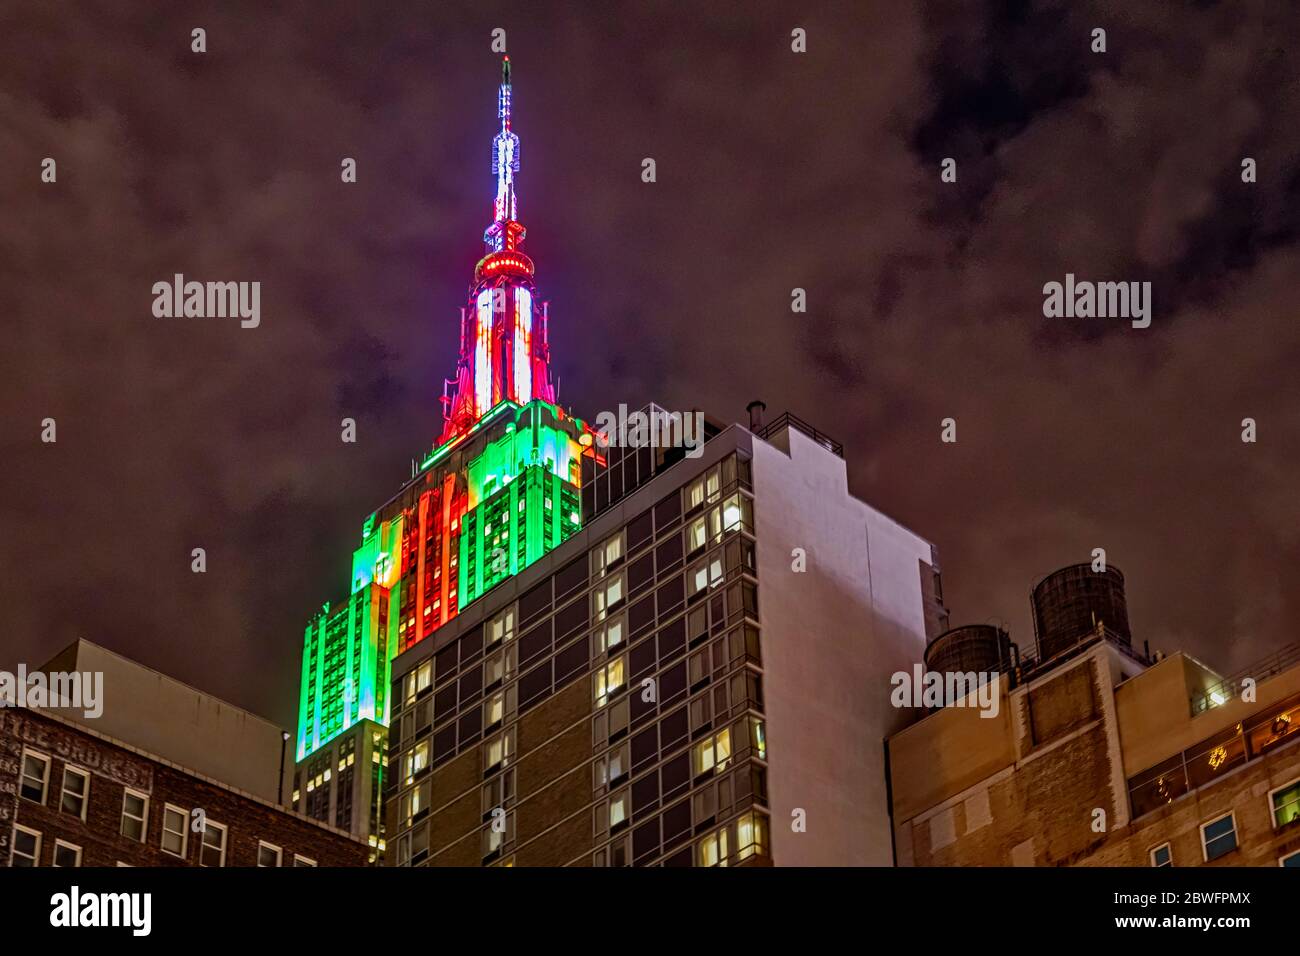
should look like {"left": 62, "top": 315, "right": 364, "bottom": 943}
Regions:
{"left": 887, "top": 569, "right": 1300, "bottom": 868}
{"left": 3, "top": 704, "right": 368, "bottom": 867}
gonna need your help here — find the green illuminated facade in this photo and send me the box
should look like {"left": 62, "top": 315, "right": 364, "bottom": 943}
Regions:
{"left": 295, "top": 400, "right": 591, "bottom": 763}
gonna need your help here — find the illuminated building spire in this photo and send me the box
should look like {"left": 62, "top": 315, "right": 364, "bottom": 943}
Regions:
{"left": 485, "top": 55, "right": 524, "bottom": 254}
{"left": 440, "top": 56, "right": 555, "bottom": 447}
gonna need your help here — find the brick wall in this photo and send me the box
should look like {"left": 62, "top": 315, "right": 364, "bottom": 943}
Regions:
{"left": 2, "top": 708, "right": 367, "bottom": 867}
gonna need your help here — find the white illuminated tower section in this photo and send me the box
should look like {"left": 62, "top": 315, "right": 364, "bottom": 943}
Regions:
{"left": 441, "top": 56, "right": 556, "bottom": 446}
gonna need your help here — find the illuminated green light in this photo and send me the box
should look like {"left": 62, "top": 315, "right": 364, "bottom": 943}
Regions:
{"left": 297, "top": 583, "right": 392, "bottom": 760}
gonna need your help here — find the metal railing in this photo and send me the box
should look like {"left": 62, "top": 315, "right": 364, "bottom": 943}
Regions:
{"left": 752, "top": 412, "right": 843, "bottom": 458}
{"left": 1129, "top": 690, "right": 1300, "bottom": 818}
{"left": 1191, "top": 641, "right": 1300, "bottom": 714}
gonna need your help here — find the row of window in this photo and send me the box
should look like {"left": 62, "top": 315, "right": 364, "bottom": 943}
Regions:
{"left": 1148, "top": 778, "right": 1300, "bottom": 867}
{"left": 15, "top": 748, "right": 316, "bottom": 868}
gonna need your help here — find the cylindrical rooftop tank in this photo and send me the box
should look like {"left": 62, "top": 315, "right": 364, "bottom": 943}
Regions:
{"left": 1031, "top": 563, "right": 1132, "bottom": 660}
{"left": 924, "top": 624, "right": 1013, "bottom": 677}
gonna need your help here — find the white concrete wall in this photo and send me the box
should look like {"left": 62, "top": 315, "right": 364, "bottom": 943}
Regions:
{"left": 39, "top": 640, "right": 293, "bottom": 804}
{"left": 752, "top": 426, "right": 934, "bottom": 865}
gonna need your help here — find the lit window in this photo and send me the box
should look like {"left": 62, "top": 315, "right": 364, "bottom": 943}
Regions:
{"left": 121, "top": 790, "right": 149, "bottom": 842}
{"left": 162, "top": 805, "right": 188, "bottom": 858}
{"left": 1149, "top": 843, "right": 1172, "bottom": 867}
{"left": 693, "top": 728, "right": 732, "bottom": 776}
{"left": 735, "top": 812, "right": 768, "bottom": 861}
{"left": 401, "top": 780, "right": 432, "bottom": 827}
{"left": 59, "top": 767, "right": 89, "bottom": 820}
{"left": 1200, "top": 813, "right": 1237, "bottom": 862}
{"left": 200, "top": 821, "right": 227, "bottom": 867}
{"left": 485, "top": 691, "right": 505, "bottom": 728}
{"left": 483, "top": 810, "right": 515, "bottom": 857}
{"left": 609, "top": 790, "right": 628, "bottom": 830}
{"left": 689, "top": 558, "right": 724, "bottom": 596}
{"left": 404, "top": 740, "right": 430, "bottom": 783}
{"left": 697, "top": 827, "right": 728, "bottom": 867}
{"left": 592, "top": 532, "right": 624, "bottom": 576}
{"left": 594, "top": 614, "right": 625, "bottom": 655}
{"left": 258, "top": 842, "right": 282, "bottom": 867}
{"left": 687, "top": 517, "right": 707, "bottom": 552}
{"left": 1270, "top": 779, "right": 1300, "bottom": 828}
{"left": 484, "top": 729, "right": 516, "bottom": 773}
{"left": 594, "top": 656, "right": 626, "bottom": 707}
{"left": 52, "top": 840, "right": 81, "bottom": 868}
{"left": 19, "top": 750, "right": 49, "bottom": 804}
{"left": 405, "top": 660, "right": 432, "bottom": 704}
{"left": 721, "top": 494, "right": 744, "bottom": 532}
{"left": 750, "top": 718, "right": 767, "bottom": 760}
{"left": 593, "top": 572, "right": 625, "bottom": 622}
{"left": 594, "top": 743, "right": 629, "bottom": 791}
{"left": 11, "top": 825, "right": 41, "bottom": 867}
{"left": 486, "top": 651, "right": 506, "bottom": 687}
{"left": 487, "top": 607, "right": 516, "bottom": 647}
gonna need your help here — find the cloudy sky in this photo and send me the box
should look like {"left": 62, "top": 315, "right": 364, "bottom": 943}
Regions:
{"left": 2, "top": 1, "right": 1298, "bottom": 728}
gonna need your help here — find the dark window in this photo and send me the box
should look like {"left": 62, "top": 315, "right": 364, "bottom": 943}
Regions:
{"left": 554, "top": 638, "right": 589, "bottom": 685}
{"left": 633, "top": 819, "right": 660, "bottom": 862}
{"left": 435, "top": 643, "right": 458, "bottom": 684}
{"left": 662, "top": 800, "right": 691, "bottom": 846}
{"left": 519, "top": 620, "right": 552, "bottom": 666}
{"left": 627, "top": 510, "right": 654, "bottom": 553}
{"left": 658, "top": 618, "right": 686, "bottom": 663}
{"left": 660, "top": 705, "right": 689, "bottom": 752}
{"left": 628, "top": 553, "right": 655, "bottom": 596}
{"left": 519, "top": 662, "right": 552, "bottom": 709}
{"left": 654, "top": 492, "right": 681, "bottom": 530}
{"left": 434, "top": 684, "right": 457, "bottom": 723}
{"left": 632, "top": 726, "right": 658, "bottom": 770}
{"left": 554, "top": 556, "right": 588, "bottom": 602}
{"left": 629, "top": 595, "right": 656, "bottom": 639}
{"left": 458, "top": 707, "right": 483, "bottom": 745}
{"left": 459, "top": 625, "right": 484, "bottom": 663}
{"left": 633, "top": 773, "right": 660, "bottom": 815}
{"left": 433, "top": 726, "right": 456, "bottom": 764}
{"left": 656, "top": 575, "right": 684, "bottom": 616}
{"left": 519, "top": 578, "right": 552, "bottom": 626}
{"left": 629, "top": 638, "right": 657, "bottom": 681}
{"left": 659, "top": 661, "right": 687, "bottom": 705}
{"left": 458, "top": 665, "right": 483, "bottom": 704}
{"left": 631, "top": 683, "right": 657, "bottom": 725}
{"left": 663, "top": 846, "right": 692, "bottom": 867}
{"left": 555, "top": 596, "right": 589, "bottom": 640}
{"left": 655, "top": 535, "right": 683, "bottom": 573}
{"left": 661, "top": 753, "right": 690, "bottom": 799}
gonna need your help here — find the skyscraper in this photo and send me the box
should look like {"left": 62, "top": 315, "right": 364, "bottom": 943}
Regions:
{"left": 301, "top": 58, "right": 943, "bottom": 867}
{"left": 291, "top": 58, "right": 595, "bottom": 859}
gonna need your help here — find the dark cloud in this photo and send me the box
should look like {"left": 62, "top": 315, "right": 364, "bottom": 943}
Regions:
{"left": 1, "top": 1, "right": 1298, "bottom": 728}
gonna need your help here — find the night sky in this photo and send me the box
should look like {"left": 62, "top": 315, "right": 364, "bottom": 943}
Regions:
{"left": 3, "top": 2, "right": 1298, "bottom": 730}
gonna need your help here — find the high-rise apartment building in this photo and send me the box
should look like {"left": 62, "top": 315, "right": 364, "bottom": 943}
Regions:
{"left": 384, "top": 415, "right": 943, "bottom": 866}
{"left": 296, "top": 58, "right": 943, "bottom": 866}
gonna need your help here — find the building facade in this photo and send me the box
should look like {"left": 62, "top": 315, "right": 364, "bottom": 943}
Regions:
{"left": 887, "top": 574, "right": 1300, "bottom": 868}
{"left": 3, "top": 697, "right": 367, "bottom": 868}
{"left": 384, "top": 417, "right": 940, "bottom": 866}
